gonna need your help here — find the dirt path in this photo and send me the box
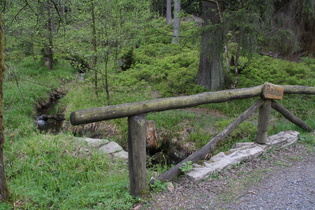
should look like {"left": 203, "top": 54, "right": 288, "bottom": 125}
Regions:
{"left": 141, "top": 143, "right": 315, "bottom": 209}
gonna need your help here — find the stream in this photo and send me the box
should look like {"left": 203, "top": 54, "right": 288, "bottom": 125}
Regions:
{"left": 36, "top": 90, "right": 65, "bottom": 134}
{"left": 35, "top": 90, "right": 190, "bottom": 165}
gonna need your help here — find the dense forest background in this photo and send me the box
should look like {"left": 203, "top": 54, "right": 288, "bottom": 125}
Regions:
{"left": 2, "top": 0, "right": 315, "bottom": 92}
{"left": 0, "top": 0, "right": 314, "bottom": 208}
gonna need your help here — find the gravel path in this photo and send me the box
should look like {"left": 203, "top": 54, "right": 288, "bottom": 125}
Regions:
{"left": 141, "top": 144, "right": 315, "bottom": 210}
{"left": 221, "top": 154, "right": 315, "bottom": 209}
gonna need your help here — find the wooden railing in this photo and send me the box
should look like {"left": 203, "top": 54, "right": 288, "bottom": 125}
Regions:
{"left": 70, "top": 83, "right": 315, "bottom": 197}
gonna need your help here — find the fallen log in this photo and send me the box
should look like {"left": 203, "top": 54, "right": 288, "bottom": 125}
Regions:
{"left": 149, "top": 99, "right": 264, "bottom": 184}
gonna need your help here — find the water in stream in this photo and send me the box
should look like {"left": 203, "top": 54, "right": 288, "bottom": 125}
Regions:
{"left": 36, "top": 94, "right": 65, "bottom": 134}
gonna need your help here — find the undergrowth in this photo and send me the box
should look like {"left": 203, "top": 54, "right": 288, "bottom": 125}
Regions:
{"left": 2, "top": 17, "right": 315, "bottom": 209}
{"left": 3, "top": 58, "right": 136, "bottom": 209}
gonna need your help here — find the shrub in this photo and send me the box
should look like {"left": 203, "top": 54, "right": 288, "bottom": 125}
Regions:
{"left": 239, "top": 55, "right": 314, "bottom": 87}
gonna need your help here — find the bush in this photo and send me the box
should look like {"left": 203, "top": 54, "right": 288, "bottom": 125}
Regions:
{"left": 239, "top": 55, "right": 315, "bottom": 87}
{"left": 131, "top": 43, "right": 202, "bottom": 96}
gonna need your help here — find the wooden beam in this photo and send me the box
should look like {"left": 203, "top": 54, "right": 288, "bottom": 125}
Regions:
{"left": 70, "top": 85, "right": 263, "bottom": 125}
{"left": 281, "top": 85, "right": 315, "bottom": 95}
{"left": 271, "top": 100, "right": 313, "bottom": 132}
{"left": 149, "top": 99, "right": 264, "bottom": 184}
{"left": 128, "top": 114, "right": 147, "bottom": 197}
{"left": 256, "top": 100, "right": 272, "bottom": 144}
{"left": 70, "top": 84, "right": 315, "bottom": 126}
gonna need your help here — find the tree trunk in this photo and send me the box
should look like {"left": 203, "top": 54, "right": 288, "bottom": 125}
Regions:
{"left": 232, "top": 31, "right": 243, "bottom": 88}
{"left": 45, "top": 0, "right": 55, "bottom": 70}
{"left": 166, "top": 0, "right": 172, "bottom": 25}
{"left": 171, "top": 0, "right": 181, "bottom": 44}
{"left": 47, "top": 4, "right": 54, "bottom": 70}
{"left": 91, "top": 0, "right": 98, "bottom": 97}
{"left": 0, "top": 13, "right": 8, "bottom": 201}
{"left": 196, "top": 1, "right": 224, "bottom": 91}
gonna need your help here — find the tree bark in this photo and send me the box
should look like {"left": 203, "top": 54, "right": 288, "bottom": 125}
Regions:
{"left": 91, "top": 0, "right": 98, "bottom": 97}
{"left": 196, "top": 1, "right": 224, "bottom": 91}
{"left": 166, "top": 0, "right": 172, "bottom": 25}
{"left": 150, "top": 99, "right": 264, "bottom": 183}
{"left": 171, "top": 0, "right": 181, "bottom": 44}
{"left": 0, "top": 13, "right": 8, "bottom": 201}
{"left": 46, "top": 0, "right": 54, "bottom": 70}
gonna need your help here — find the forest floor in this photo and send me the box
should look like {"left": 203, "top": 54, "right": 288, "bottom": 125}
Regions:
{"left": 140, "top": 142, "right": 315, "bottom": 209}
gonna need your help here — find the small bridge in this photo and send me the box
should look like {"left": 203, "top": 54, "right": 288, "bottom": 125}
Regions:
{"left": 70, "top": 82, "right": 315, "bottom": 197}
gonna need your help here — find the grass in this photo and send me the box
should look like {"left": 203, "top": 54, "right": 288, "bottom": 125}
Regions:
{"left": 7, "top": 133, "right": 133, "bottom": 209}
{"left": 2, "top": 44, "right": 315, "bottom": 208}
{"left": 3, "top": 59, "right": 137, "bottom": 209}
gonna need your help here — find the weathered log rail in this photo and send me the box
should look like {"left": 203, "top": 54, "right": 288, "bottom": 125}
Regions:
{"left": 70, "top": 83, "right": 315, "bottom": 197}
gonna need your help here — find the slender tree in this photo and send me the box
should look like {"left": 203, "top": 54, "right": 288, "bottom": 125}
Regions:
{"left": 166, "top": 0, "right": 172, "bottom": 25}
{"left": 0, "top": 13, "right": 8, "bottom": 202}
{"left": 90, "top": 0, "right": 98, "bottom": 97}
{"left": 171, "top": 0, "right": 181, "bottom": 44}
{"left": 46, "top": 0, "right": 54, "bottom": 70}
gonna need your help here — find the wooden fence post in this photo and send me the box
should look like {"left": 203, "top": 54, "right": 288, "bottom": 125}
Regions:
{"left": 128, "top": 114, "right": 147, "bottom": 197}
{"left": 256, "top": 100, "right": 272, "bottom": 144}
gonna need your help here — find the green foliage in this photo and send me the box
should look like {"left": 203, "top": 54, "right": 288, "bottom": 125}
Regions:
{"left": 120, "top": 48, "right": 134, "bottom": 71}
{"left": 3, "top": 60, "right": 136, "bottom": 209}
{"left": 4, "top": 58, "right": 75, "bottom": 138}
{"left": 148, "top": 110, "right": 195, "bottom": 130}
{"left": 131, "top": 43, "right": 201, "bottom": 96}
{"left": 149, "top": 180, "right": 168, "bottom": 192}
{"left": 300, "top": 134, "right": 315, "bottom": 146}
{"left": 180, "top": 161, "right": 193, "bottom": 173}
{"left": 213, "top": 120, "right": 257, "bottom": 153}
{"left": 6, "top": 133, "right": 134, "bottom": 209}
{"left": 186, "top": 130, "right": 212, "bottom": 149}
{"left": 216, "top": 120, "right": 256, "bottom": 141}
{"left": 2, "top": 1, "right": 315, "bottom": 208}
{"left": 239, "top": 55, "right": 315, "bottom": 87}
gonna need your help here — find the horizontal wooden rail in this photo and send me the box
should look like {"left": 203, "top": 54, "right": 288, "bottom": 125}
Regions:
{"left": 70, "top": 84, "right": 315, "bottom": 125}
{"left": 70, "top": 85, "right": 263, "bottom": 125}
{"left": 280, "top": 85, "right": 315, "bottom": 94}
